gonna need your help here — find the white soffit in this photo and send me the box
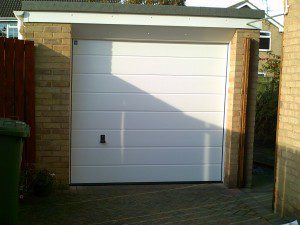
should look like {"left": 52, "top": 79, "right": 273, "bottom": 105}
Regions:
{"left": 21, "top": 11, "right": 262, "bottom": 30}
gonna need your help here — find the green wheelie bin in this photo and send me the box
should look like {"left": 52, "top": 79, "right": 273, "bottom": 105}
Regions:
{"left": 0, "top": 118, "right": 30, "bottom": 225}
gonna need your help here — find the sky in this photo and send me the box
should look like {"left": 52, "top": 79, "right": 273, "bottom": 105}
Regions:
{"left": 185, "top": 0, "right": 284, "bottom": 25}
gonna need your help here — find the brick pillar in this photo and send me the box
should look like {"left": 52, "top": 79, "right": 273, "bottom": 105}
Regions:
{"left": 275, "top": 0, "right": 300, "bottom": 218}
{"left": 224, "top": 29, "right": 260, "bottom": 188}
{"left": 22, "top": 23, "right": 72, "bottom": 182}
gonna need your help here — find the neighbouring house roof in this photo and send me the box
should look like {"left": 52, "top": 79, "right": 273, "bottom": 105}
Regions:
{"left": 228, "top": 0, "right": 284, "bottom": 32}
{"left": 0, "top": 0, "right": 21, "bottom": 18}
{"left": 21, "top": 1, "right": 264, "bottom": 19}
{"left": 229, "top": 0, "right": 253, "bottom": 9}
{"left": 0, "top": 0, "right": 112, "bottom": 20}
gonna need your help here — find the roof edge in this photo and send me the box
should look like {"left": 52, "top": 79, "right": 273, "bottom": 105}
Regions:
{"left": 0, "top": 17, "right": 18, "bottom": 21}
{"left": 21, "top": 1, "right": 265, "bottom": 19}
{"left": 228, "top": 0, "right": 284, "bottom": 30}
{"left": 228, "top": 1, "right": 249, "bottom": 9}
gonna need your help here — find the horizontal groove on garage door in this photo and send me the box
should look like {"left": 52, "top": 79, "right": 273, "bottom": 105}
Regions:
{"left": 72, "top": 73, "right": 227, "bottom": 77}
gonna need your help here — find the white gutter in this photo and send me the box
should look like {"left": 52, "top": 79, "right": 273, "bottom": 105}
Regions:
{"left": 285, "top": 0, "right": 289, "bottom": 15}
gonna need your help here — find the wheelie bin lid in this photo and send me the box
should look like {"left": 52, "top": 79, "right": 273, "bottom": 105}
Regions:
{"left": 0, "top": 118, "right": 30, "bottom": 137}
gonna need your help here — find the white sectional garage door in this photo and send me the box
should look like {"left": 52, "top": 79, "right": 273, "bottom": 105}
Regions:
{"left": 71, "top": 40, "right": 228, "bottom": 184}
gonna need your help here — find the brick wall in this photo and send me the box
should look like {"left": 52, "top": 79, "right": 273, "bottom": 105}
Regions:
{"left": 21, "top": 23, "right": 72, "bottom": 182}
{"left": 224, "top": 29, "right": 260, "bottom": 188}
{"left": 275, "top": 0, "right": 300, "bottom": 218}
{"left": 259, "top": 20, "right": 283, "bottom": 74}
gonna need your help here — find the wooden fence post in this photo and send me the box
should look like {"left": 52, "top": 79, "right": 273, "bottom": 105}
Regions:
{"left": 24, "top": 41, "right": 35, "bottom": 165}
{"left": 238, "top": 38, "right": 251, "bottom": 187}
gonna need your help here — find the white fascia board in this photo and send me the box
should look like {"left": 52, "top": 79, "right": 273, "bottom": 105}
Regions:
{"left": 0, "top": 18, "right": 17, "bottom": 22}
{"left": 267, "top": 18, "right": 284, "bottom": 32}
{"left": 22, "top": 11, "right": 262, "bottom": 30}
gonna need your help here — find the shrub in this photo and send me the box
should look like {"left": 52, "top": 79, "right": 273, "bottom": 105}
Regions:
{"left": 19, "top": 168, "right": 55, "bottom": 198}
{"left": 255, "top": 77, "right": 279, "bottom": 147}
{"left": 259, "top": 52, "right": 281, "bottom": 78}
{"left": 255, "top": 52, "right": 281, "bottom": 148}
{"left": 31, "top": 170, "right": 55, "bottom": 197}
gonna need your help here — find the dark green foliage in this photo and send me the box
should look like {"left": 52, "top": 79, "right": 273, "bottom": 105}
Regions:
{"left": 31, "top": 169, "right": 55, "bottom": 197}
{"left": 105, "top": 0, "right": 122, "bottom": 2}
{"left": 255, "top": 77, "right": 279, "bottom": 147}
{"left": 19, "top": 168, "right": 55, "bottom": 198}
{"left": 259, "top": 52, "right": 281, "bottom": 78}
{"left": 255, "top": 53, "right": 281, "bottom": 148}
{"left": 88, "top": 0, "right": 122, "bottom": 2}
{"left": 124, "top": 0, "right": 186, "bottom": 5}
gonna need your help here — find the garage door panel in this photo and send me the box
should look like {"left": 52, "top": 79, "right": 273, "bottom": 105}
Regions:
{"left": 73, "top": 55, "right": 227, "bottom": 76}
{"left": 71, "top": 164, "right": 222, "bottom": 183}
{"left": 72, "top": 112, "right": 224, "bottom": 130}
{"left": 72, "top": 147, "right": 222, "bottom": 166}
{"left": 73, "top": 40, "right": 228, "bottom": 59}
{"left": 72, "top": 93, "right": 225, "bottom": 112}
{"left": 72, "top": 130, "right": 223, "bottom": 148}
{"left": 71, "top": 40, "right": 228, "bottom": 183}
{"left": 72, "top": 75, "right": 226, "bottom": 94}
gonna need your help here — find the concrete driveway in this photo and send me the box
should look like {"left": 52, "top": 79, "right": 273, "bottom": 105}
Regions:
{"left": 19, "top": 167, "right": 291, "bottom": 225}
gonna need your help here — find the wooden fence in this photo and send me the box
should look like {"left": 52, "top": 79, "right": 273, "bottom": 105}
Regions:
{"left": 0, "top": 37, "right": 35, "bottom": 165}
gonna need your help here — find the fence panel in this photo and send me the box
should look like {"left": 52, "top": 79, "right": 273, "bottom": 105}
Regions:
{"left": 0, "top": 37, "right": 35, "bottom": 165}
{"left": 0, "top": 38, "right": 4, "bottom": 117}
{"left": 15, "top": 40, "right": 25, "bottom": 121}
{"left": 4, "top": 38, "right": 15, "bottom": 118}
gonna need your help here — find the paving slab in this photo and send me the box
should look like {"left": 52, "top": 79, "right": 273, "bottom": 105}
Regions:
{"left": 19, "top": 182, "right": 291, "bottom": 225}
{"left": 18, "top": 165, "right": 294, "bottom": 225}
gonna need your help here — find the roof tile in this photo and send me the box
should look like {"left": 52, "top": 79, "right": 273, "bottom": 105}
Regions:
{"left": 0, "top": 0, "right": 21, "bottom": 17}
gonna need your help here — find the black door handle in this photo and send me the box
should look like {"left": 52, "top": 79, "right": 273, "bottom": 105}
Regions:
{"left": 100, "top": 135, "right": 106, "bottom": 144}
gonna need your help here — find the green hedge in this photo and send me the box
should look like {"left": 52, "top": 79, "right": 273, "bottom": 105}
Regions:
{"left": 254, "top": 77, "right": 279, "bottom": 147}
